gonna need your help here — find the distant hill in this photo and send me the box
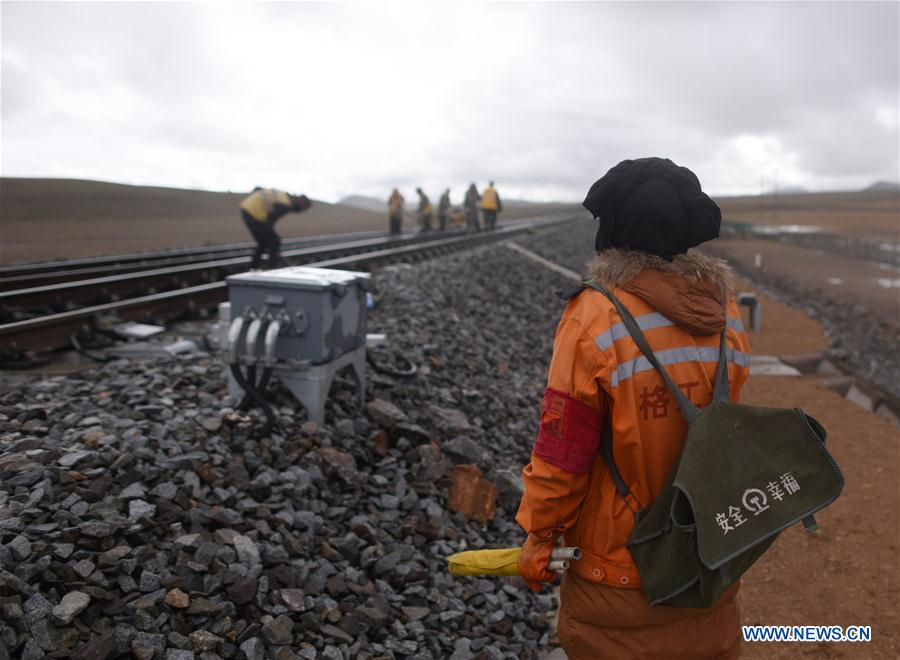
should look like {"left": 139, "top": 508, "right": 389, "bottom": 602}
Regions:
{"left": 339, "top": 194, "right": 386, "bottom": 214}
{"left": 0, "top": 178, "right": 385, "bottom": 263}
{"left": 0, "top": 178, "right": 381, "bottom": 224}
{"left": 766, "top": 185, "right": 809, "bottom": 195}
{"left": 864, "top": 180, "right": 900, "bottom": 193}
{"left": 0, "top": 178, "right": 580, "bottom": 263}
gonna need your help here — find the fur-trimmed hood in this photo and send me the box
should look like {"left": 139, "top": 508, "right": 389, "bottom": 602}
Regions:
{"left": 587, "top": 248, "right": 736, "bottom": 336}
{"left": 588, "top": 248, "right": 734, "bottom": 293}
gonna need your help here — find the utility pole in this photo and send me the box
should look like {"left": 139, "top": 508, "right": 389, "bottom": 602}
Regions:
{"left": 772, "top": 168, "right": 778, "bottom": 224}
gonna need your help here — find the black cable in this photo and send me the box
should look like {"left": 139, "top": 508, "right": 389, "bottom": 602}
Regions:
{"left": 70, "top": 333, "right": 110, "bottom": 363}
{"left": 366, "top": 349, "right": 417, "bottom": 378}
{"left": 238, "top": 362, "right": 257, "bottom": 411}
{"left": 255, "top": 366, "right": 274, "bottom": 396}
{"left": 230, "top": 363, "right": 275, "bottom": 439}
{"left": 238, "top": 319, "right": 265, "bottom": 411}
{"left": 240, "top": 363, "right": 274, "bottom": 411}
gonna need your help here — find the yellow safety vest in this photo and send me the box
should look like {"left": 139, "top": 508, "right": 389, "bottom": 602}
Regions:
{"left": 240, "top": 189, "right": 292, "bottom": 222}
{"left": 481, "top": 187, "right": 499, "bottom": 211}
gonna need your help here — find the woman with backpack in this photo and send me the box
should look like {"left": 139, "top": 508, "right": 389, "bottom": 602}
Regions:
{"left": 516, "top": 157, "right": 752, "bottom": 659}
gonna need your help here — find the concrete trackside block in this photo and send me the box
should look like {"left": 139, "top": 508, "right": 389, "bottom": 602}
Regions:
{"left": 749, "top": 355, "right": 801, "bottom": 377}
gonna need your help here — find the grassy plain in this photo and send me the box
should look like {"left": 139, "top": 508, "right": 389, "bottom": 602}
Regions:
{"left": 717, "top": 189, "right": 899, "bottom": 237}
{"left": 711, "top": 189, "right": 899, "bottom": 327}
{"left": 0, "top": 178, "right": 578, "bottom": 263}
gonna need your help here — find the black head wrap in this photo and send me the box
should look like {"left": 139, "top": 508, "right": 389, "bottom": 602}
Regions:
{"left": 583, "top": 157, "right": 721, "bottom": 261}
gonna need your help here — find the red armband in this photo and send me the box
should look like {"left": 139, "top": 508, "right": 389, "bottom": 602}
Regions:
{"left": 532, "top": 388, "right": 602, "bottom": 473}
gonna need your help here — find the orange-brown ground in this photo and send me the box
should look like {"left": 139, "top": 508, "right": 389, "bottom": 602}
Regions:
{"left": 738, "top": 375, "right": 899, "bottom": 659}
{"left": 733, "top": 276, "right": 829, "bottom": 356}
{"left": 713, "top": 284, "right": 898, "bottom": 658}
{"left": 686, "top": 288, "right": 897, "bottom": 658}
{"left": 718, "top": 190, "right": 899, "bottom": 237}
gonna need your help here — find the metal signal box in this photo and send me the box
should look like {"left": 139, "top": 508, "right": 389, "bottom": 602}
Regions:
{"left": 226, "top": 266, "right": 371, "bottom": 365}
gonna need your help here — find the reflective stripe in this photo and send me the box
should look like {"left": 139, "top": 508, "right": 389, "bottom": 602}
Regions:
{"left": 481, "top": 187, "right": 499, "bottom": 210}
{"left": 595, "top": 313, "right": 673, "bottom": 350}
{"left": 595, "top": 314, "right": 746, "bottom": 350}
{"left": 611, "top": 347, "right": 751, "bottom": 387}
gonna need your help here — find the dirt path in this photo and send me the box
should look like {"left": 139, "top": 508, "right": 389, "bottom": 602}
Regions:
{"left": 722, "top": 283, "right": 898, "bottom": 657}
{"left": 738, "top": 376, "right": 899, "bottom": 658}
{"left": 733, "top": 275, "right": 830, "bottom": 356}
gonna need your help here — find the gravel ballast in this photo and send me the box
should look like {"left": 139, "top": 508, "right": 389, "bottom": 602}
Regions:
{"left": 5, "top": 215, "right": 890, "bottom": 659}
{"left": 0, "top": 222, "right": 589, "bottom": 659}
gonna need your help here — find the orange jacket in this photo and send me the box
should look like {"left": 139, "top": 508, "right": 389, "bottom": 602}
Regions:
{"left": 516, "top": 249, "right": 751, "bottom": 590}
{"left": 388, "top": 191, "right": 405, "bottom": 218}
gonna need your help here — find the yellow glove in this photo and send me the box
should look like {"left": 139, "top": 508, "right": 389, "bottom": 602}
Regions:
{"left": 447, "top": 548, "right": 521, "bottom": 577}
{"left": 518, "top": 531, "right": 559, "bottom": 592}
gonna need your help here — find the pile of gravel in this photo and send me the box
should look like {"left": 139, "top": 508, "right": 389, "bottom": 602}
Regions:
{"left": 0, "top": 222, "right": 591, "bottom": 660}
{"left": 7, "top": 215, "right": 888, "bottom": 659}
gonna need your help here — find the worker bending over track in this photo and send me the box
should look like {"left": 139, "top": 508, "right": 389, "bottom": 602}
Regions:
{"left": 517, "top": 157, "right": 751, "bottom": 659}
{"left": 240, "top": 187, "right": 312, "bottom": 269}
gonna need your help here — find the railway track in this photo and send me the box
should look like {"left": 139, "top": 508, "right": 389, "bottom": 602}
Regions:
{"left": 0, "top": 214, "right": 579, "bottom": 358}
{"left": 0, "top": 231, "right": 469, "bottom": 315}
{"left": 0, "top": 227, "right": 405, "bottom": 291}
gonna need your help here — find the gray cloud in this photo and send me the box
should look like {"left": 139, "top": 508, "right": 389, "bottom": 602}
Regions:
{"left": 1, "top": 1, "right": 897, "bottom": 202}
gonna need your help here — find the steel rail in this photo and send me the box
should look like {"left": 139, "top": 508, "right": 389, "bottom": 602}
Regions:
{"left": 0, "top": 214, "right": 579, "bottom": 355}
{"left": 0, "top": 227, "right": 393, "bottom": 276}
{"left": 0, "top": 230, "right": 471, "bottom": 313}
{"left": 0, "top": 228, "right": 412, "bottom": 290}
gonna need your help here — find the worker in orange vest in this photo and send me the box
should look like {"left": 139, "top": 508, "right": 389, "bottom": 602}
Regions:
{"left": 516, "top": 157, "right": 750, "bottom": 659}
{"left": 239, "top": 187, "right": 312, "bottom": 269}
{"left": 416, "top": 188, "right": 434, "bottom": 232}
{"left": 464, "top": 183, "right": 481, "bottom": 232}
{"left": 388, "top": 189, "right": 405, "bottom": 235}
{"left": 438, "top": 189, "right": 451, "bottom": 232}
{"left": 480, "top": 181, "right": 502, "bottom": 231}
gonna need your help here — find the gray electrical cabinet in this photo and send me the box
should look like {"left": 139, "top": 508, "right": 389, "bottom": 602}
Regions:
{"left": 226, "top": 266, "right": 371, "bottom": 365}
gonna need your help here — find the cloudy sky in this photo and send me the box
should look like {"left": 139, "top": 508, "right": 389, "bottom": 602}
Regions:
{"left": 1, "top": 1, "right": 898, "bottom": 202}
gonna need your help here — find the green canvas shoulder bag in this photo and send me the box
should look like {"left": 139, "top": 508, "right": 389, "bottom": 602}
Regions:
{"left": 583, "top": 279, "right": 844, "bottom": 609}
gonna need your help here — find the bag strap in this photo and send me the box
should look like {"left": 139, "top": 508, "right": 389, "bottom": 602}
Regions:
{"left": 600, "top": 413, "right": 646, "bottom": 515}
{"left": 712, "top": 326, "right": 732, "bottom": 404}
{"left": 600, "top": 415, "right": 627, "bottom": 497}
